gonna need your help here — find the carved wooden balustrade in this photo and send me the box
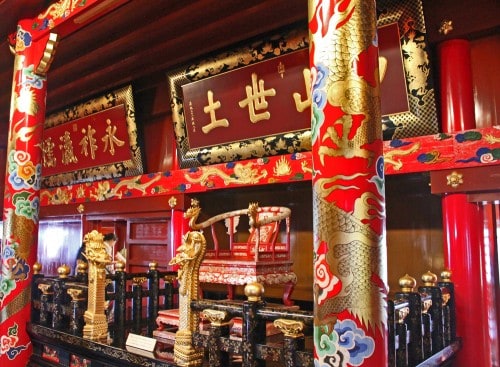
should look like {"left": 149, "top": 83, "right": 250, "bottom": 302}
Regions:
{"left": 387, "top": 270, "right": 459, "bottom": 367}
{"left": 189, "top": 282, "right": 314, "bottom": 367}
{"left": 30, "top": 261, "right": 459, "bottom": 366}
{"left": 31, "top": 261, "right": 178, "bottom": 348}
{"left": 182, "top": 272, "right": 459, "bottom": 367}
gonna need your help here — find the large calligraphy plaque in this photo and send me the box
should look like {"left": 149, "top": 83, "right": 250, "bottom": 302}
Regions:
{"left": 170, "top": 13, "right": 438, "bottom": 168}
{"left": 182, "top": 49, "right": 310, "bottom": 150}
{"left": 168, "top": 28, "right": 311, "bottom": 168}
{"left": 41, "top": 85, "right": 144, "bottom": 187}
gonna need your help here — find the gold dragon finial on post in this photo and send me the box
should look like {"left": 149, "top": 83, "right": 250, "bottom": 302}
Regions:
{"left": 82, "top": 230, "right": 111, "bottom": 342}
{"left": 169, "top": 227, "right": 206, "bottom": 366}
{"left": 247, "top": 202, "right": 259, "bottom": 228}
{"left": 185, "top": 198, "right": 202, "bottom": 230}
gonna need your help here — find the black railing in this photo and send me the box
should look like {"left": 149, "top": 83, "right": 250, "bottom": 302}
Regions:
{"left": 190, "top": 295, "right": 314, "bottom": 367}
{"left": 31, "top": 266, "right": 459, "bottom": 367}
{"left": 32, "top": 262, "right": 178, "bottom": 348}
{"left": 387, "top": 271, "right": 458, "bottom": 367}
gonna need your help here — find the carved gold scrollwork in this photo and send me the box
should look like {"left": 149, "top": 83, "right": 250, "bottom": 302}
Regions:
{"left": 164, "top": 275, "right": 177, "bottom": 283}
{"left": 422, "top": 299, "right": 432, "bottom": 314}
{"left": 38, "top": 283, "right": 53, "bottom": 295}
{"left": 67, "top": 288, "right": 84, "bottom": 301}
{"left": 273, "top": 318, "right": 305, "bottom": 338}
{"left": 202, "top": 309, "right": 231, "bottom": 326}
{"left": 132, "top": 277, "right": 147, "bottom": 285}
{"left": 442, "top": 292, "right": 451, "bottom": 306}
{"left": 397, "top": 307, "right": 410, "bottom": 324}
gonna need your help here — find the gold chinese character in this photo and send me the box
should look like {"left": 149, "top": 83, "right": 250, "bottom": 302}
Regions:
{"left": 238, "top": 73, "right": 276, "bottom": 123}
{"left": 293, "top": 68, "right": 311, "bottom": 112}
{"left": 41, "top": 137, "right": 56, "bottom": 168}
{"left": 80, "top": 125, "right": 98, "bottom": 159}
{"left": 278, "top": 62, "right": 285, "bottom": 78}
{"left": 201, "top": 90, "right": 229, "bottom": 134}
{"left": 59, "top": 131, "right": 78, "bottom": 165}
{"left": 102, "top": 119, "right": 125, "bottom": 156}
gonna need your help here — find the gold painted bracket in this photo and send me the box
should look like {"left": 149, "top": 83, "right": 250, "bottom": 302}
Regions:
{"left": 274, "top": 318, "right": 305, "bottom": 338}
{"left": 36, "top": 33, "right": 59, "bottom": 76}
{"left": 202, "top": 309, "right": 231, "bottom": 327}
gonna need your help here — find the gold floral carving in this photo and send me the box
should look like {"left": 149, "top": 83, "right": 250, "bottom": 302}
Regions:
{"left": 168, "top": 196, "right": 177, "bottom": 208}
{"left": 439, "top": 20, "right": 454, "bottom": 35}
{"left": 446, "top": 171, "right": 463, "bottom": 189}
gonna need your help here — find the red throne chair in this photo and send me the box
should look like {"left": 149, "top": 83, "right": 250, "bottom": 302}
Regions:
{"left": 186, "top": 200, "right": 297, "bottom": 306}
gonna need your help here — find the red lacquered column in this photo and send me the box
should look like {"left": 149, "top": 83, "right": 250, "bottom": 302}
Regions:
{"left": 439, "top": 39, "right": 475, "bottom": 132}
{"left": 441, "top": 194, "right": 489, "bottom": 366}
{"left": 0, "top": 23, "right": 57, "bottom": 366}
{"left": 309, "top": 0, "right": 388, "bottom": 365}
{"left": 439, "top": 39, "right": 492, "bottom": 366}
{"left": 482, "top": 203, "right": 500, "bottom": 365}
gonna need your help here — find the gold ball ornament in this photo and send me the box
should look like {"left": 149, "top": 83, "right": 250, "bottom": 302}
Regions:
{"left": 440, "top": 269, "right": 452, "bottom": 282}
{"left": 33, "top": 262, "right": 42, "bottom": 274}
{"left": 399, "top": 274, "right": 416, "bottom": 293}
{"left": 421, "top": 270, "right": 437, "bottom": 286}
{"left": 244, "top": 282, "right": 264, "bottom": 302}
{"left": 57, "top": 264, "right": 71, "bottom": 278}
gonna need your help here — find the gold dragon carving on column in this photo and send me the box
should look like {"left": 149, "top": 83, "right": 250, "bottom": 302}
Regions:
{"left": 312, "top": 0, "right": 387, "bottom": 335}
{"left": 169, "top": 224, "right": 206, "bottom": 366}
{"left": 82, "top": 230, "right": 111, "bottom": 342}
